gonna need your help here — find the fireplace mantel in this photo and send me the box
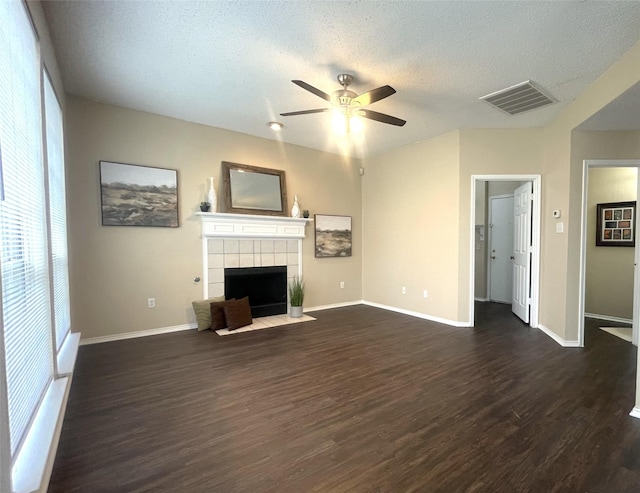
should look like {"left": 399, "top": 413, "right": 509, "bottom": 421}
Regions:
{"left": 197, "top": 212, "right": 311, "bottom": 239}
{"left": 197, "top": 212, "right": 311, "bottom": 299}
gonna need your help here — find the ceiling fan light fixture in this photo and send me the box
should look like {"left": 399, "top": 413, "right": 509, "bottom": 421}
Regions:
{"left": 267, "top": 121, "right": 284, "bottom": 131}
{"left": 331, "top": 110, "right": 348, "bottom": 135}
{"left": 331, "top": 109, "right": 363, "bottom": 135}
{"left": 349, "top": 115, "right": 364, "bottom": 134}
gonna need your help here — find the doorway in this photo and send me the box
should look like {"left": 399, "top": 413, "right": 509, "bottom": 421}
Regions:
{"left": 579, "top": 160, "right": 640, "bottom": 347}
{"left": 470, "top": 175, "right": 541, "bottom": 328}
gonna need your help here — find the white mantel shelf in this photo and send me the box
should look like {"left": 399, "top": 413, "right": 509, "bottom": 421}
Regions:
{"left": 197, "top": 212, "right": 312, "bottom": 239}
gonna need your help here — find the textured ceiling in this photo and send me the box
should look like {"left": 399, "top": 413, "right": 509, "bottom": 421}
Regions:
{"left": 43, "top": 1, "right": 640, "bottom": 158}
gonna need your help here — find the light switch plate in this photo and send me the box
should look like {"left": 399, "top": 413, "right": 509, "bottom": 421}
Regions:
{"left": 556, "top": 222, "right": 564, "bottom": 233}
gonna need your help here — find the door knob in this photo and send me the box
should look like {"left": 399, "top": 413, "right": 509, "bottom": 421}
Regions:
{"left": 491, "top": 255, "right": 496, "bottom": 259}
{"left": 510, "top": 256, "right": 515, "bottom": 260}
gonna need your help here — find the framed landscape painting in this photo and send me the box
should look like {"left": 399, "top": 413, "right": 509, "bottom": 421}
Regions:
{"left": 315, "top": 214, "right": 352, "bottom": 257}
{"left": 596, "top": 201, "right": 635, "bottom": 247}
{"left": 100, "top": 161, "right": 179, "bottom": 227}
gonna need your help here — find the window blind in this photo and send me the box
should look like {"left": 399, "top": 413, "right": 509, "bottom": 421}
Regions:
{"left": 44, "top": 73, "right": 71, "bottom": 352}
{"left": 0, "top": 0, "right": 54, "bottom": 458}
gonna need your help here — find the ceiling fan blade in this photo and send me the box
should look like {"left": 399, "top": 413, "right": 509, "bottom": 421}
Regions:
{"left": 280, "top": 108, "right": 330, "bottom": 116}
{"left": 292, "top": 80, "right": 332, "bottom": 102}
{"left": 357, "top": 109, "right": 406, "bottom": 127}
{"left": 351, "top": 85, "right": 396, "bottom": 106}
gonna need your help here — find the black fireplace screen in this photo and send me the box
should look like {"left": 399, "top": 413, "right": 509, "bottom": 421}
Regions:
{"left": 224, "top": 266, "right": 287, "bottom": 318}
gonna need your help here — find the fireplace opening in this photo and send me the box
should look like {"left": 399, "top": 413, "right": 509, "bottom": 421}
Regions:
{"left": 224, "top": 266, "right": 287, "bottom": 318}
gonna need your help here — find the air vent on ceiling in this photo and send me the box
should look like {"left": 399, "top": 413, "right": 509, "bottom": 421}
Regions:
{"left": 480, "top": 80, "right": 557, "bottom": 115}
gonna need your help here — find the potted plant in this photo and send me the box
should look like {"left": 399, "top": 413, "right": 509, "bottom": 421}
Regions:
{"left": 288, "top": 276, "right": 305, "bottom": 318}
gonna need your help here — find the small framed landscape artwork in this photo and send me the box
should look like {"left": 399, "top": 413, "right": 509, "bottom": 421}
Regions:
{"left": 596, "top": 201, "right": 635, "bottom": 247}
{"left": 99, "top": 161, "right": 179, "bottom": 227}
{"left": 315, "top": 214, "right": 352, "bottom": 258}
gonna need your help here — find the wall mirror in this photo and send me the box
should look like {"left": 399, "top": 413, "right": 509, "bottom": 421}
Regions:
{"left": 221, "top": 161, "right": 288, "bottom": 216}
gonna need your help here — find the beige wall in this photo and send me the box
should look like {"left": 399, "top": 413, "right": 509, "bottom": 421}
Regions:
{"left": 458, "top": 129, "right": 544, "bottom": 321}
{"left": 488, "top": 181, "right": 525, "bottom": 197}
{"left": 362, "top": 128, "right": 543, "bottom": 323}
{"left": 575, "top": 130, "right": 640, "bottom": 320}
{"left": 585, "top": 166, "right": 637, "bottom": 319}
{"left": 66, "top": 97, "right": 362, "bottom": 339}
{"left": 362, "top": 131, "right": 461, "bottom": 321}
{"left": 541, "top": 40, "right": 640, "bottom": 342}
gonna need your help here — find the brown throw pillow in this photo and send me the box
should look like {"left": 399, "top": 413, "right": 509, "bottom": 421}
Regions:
{"left": 192, "top": 296, "right": 225, "bottom": 331}
{"left": 223, "top": 297, "right": 253, "bottom": 330}
{"left": 210, "top": 299, "right": 235, "bottom": 331}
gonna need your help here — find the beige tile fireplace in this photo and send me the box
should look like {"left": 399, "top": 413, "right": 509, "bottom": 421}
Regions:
{"left": 198, "top": 212, "right": 311, "bottom": 298}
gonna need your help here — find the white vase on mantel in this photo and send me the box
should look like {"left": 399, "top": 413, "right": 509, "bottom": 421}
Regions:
{"left": 291, "top": 195, "right": 300, "bottom": 218}
{"left": 207, "top": 177, "right": 217, "bottom": 213}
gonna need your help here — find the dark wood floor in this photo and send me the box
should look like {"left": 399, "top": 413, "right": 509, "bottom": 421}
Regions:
{"left": 48, "top": 303, "right": 640, "bottom": 492}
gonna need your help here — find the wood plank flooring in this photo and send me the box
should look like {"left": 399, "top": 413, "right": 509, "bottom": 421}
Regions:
{"left": 48, "top": 303, "right": 640, "bottom": 492}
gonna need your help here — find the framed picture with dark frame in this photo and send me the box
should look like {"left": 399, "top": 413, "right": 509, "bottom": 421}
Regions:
{"left": 99, "top": 161, "right": 179, "bottom": 227}
{"left": 596, "top": 201, "right": 635, "bottom": 247}
{"left": 315, "top": 214, "right": 352, "bottom": 258}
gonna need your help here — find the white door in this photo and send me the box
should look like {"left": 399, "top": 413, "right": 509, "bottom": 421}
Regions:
{"left": 489, "top": 196, "right": 514, "bottom": 303}
{"left": 512, "top": 182, "right": 532, "bottom": 322}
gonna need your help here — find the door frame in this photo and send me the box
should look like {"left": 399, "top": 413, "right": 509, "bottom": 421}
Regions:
{"left": 487, "top": 194, "right": 515, "bottom": 303}
{"left": 579, "top": 159, "right": 640, "bottom": 347}
{"left": 469, "top": 174, "right": 541, "bottom": 327}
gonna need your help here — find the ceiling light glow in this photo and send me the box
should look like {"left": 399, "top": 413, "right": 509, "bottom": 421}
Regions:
{"left": 268, "top": 121, "right": 284, "bottom": 131}
{"left": 332, "top": 109, "right": 363, "bottom": 135}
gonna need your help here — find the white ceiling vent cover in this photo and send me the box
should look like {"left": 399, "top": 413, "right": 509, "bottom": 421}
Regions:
{"left": 480, "top": 80, "right": 557, "bottom": 115}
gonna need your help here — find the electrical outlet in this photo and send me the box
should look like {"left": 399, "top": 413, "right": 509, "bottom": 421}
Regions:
{"left": 401, "top": 286, "right": 406, "bottom": 295}
{"left": 340, "top": 281, "right": 345, "bottom": 289}
{"left": 147, "top": 298, "right": 156, "bottom": 309}
{"left": 423, "top": 290, "right": 428, "bottom": 298}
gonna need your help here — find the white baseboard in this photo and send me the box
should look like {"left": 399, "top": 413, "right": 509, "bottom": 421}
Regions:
{"left": 585, "top": 312, "right": 633, "bottom": 324}
{"left": 79, "top": 300, "right": 461, "bottom": 345}
{"left": 537, "top": 324, "right": 581, "bottom": 347}
{"left": 79, "top": 302, "right": 365, "bottom": 345}
{"left": 80, "top": 323, "right": 196, "bottom": 345}
{"left": 630, "top": 407, "right": 640, "bottom": 419}
{"left": 304, "top": 300, "right": 363, "bottom": 312}
{"left": 362, "top": 300, "right": 471, "bottom": 327}
{"left": 474, "top": 297, "right": 489, "bottom": 302}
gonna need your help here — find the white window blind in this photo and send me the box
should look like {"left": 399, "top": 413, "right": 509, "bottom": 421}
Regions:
{"left": 0, "top": 0, "right": 54, "bottom": 459}
{"left": 44, "top": 73, "right": 71, "bottom": 352}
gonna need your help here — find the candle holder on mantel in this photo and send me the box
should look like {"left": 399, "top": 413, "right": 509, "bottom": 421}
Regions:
{"left": 200, "top": 202, "right": 210, "bottom": 212}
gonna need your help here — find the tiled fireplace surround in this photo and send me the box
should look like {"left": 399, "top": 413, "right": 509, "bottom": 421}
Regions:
{"left": 206, "top": 238, "right": 300, "bottom": 298}
{"left": 198, "top": 213, "right": 311, "bottom": 299}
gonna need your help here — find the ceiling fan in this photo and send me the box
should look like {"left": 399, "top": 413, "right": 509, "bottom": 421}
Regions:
{"left": 280, "top": 74, "right": 406, "bottom": 129}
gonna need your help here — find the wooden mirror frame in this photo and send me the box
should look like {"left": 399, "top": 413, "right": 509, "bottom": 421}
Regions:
{"left": 221, "top": 161, "right": 288, "bottom": 216}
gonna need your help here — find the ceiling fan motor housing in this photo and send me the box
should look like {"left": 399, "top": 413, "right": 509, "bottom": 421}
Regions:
{"left": 337, "top": 73, "right": 354, "bottom": 87}
{"left": 333, "top": 89, "right": 357, "bottom": 107}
